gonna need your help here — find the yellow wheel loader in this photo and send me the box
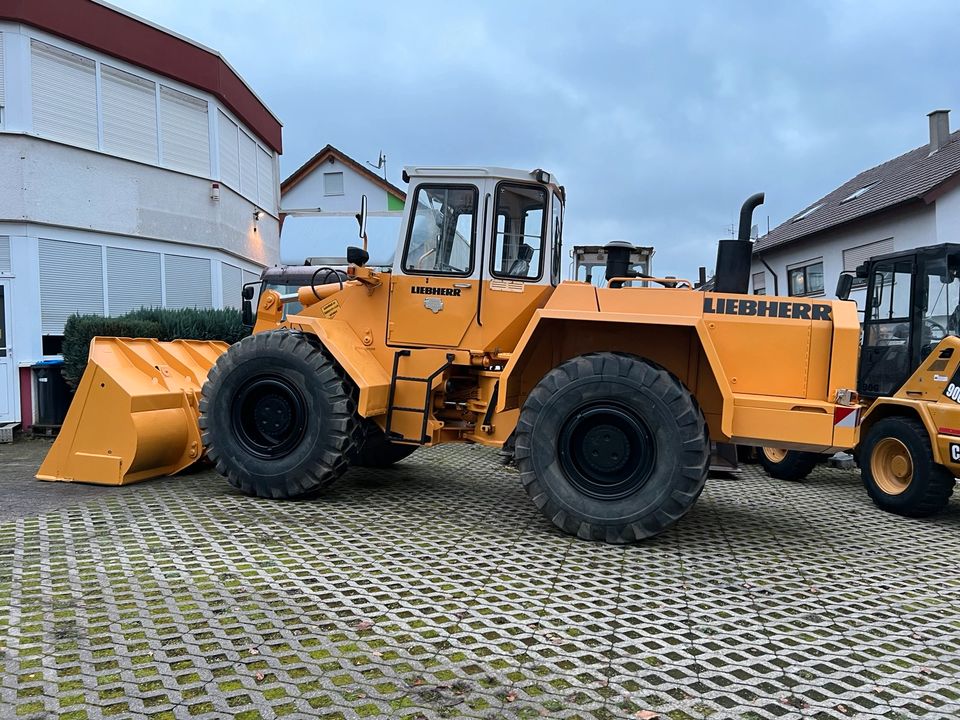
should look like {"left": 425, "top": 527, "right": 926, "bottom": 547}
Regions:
{"left": 41, "top": 167, "right": 862, "bottom": 543}
{"left": 760, "top": 243, "right": 960, "bottom": 517}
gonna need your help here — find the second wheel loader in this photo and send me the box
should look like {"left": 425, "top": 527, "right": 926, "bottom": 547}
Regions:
{"left": 42, "top": 167, "right": 863, "bottom": 543}
{"left": 760, "top": 243, "right": 960, "bottom": 517}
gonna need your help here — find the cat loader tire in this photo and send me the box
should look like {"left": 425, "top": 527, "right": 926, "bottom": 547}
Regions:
{"left": 861, "top": 417, "right": 955, "bottom": 517}
{"left": 199, "top": 330, "right": 361, "bottom": 499}
{"left": 515, "top": 352, "right": 709, "bottom": 544}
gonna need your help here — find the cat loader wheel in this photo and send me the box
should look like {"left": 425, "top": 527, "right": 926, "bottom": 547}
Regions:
{"left": 861, "top": 417, "right": 955, "bottom": 517}
{"left": 515, "top": 352, "right": 709, "bottom": 543}
{"left": 352, "top": 420, "right": 418, "bottom": 468}
{"left": 757, "top": 447, "right": 819, "bottom": 481}
{"left": 199, "top": 331, "right": 361, "bottom": 499}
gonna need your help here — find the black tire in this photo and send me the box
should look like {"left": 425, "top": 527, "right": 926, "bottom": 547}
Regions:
{"left": 199, "top": 330, "right": 362, "bottom": 499}
{"left": 757, "top": 447, "right": 820, "bottom": 481}
{"left": 352, "top": 420, "right": 417, "bottom": 468}
{"left": 860, "top": 417, "right": 955, "bottom": 517}
{"left": 514, "top": 352, "right": 709, "bottom": 543}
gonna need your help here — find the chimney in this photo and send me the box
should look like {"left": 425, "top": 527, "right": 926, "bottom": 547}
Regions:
{"left": 928, "top": 109, "right": 951, "bottom": 154}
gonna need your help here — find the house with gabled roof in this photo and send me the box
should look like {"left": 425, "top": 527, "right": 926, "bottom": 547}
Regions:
{"left": 751, "top": 110, "right": 960, "bottom": 310}
{"left": 279, "top": 144, "right": 406, "bottom": 265}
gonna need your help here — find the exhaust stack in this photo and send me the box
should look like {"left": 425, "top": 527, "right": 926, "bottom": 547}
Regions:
{"left": 714, "top": 192, "right": 764, "bottom": 294}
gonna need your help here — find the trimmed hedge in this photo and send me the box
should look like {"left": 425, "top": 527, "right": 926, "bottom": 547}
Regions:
{"left": 62, "top": 307, "right": 250, "bottom": 388}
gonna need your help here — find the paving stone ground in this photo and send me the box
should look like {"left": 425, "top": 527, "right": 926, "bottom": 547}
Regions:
{"left": 0, "top": 437, "right": 958, "bottom": 720}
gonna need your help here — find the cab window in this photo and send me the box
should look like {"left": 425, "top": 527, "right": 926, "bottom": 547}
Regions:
{"left": 923, "top": 254, "right": 960, "bottom": 337}
{"left": 402, "top": 185, "right": 477, "bottom": 276}
{"left": 491, "top": 184, "right": 546, "bottom": 280}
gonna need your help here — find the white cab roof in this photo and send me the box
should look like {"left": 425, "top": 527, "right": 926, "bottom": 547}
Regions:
{"left": 403, "top": 166, "right": 562, "bottom": 193}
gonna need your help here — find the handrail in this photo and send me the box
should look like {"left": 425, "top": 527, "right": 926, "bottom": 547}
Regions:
{"left": 606, "top": 276, "right": 693, "bottom": 289}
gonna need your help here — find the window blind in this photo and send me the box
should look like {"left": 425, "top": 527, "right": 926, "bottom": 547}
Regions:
{"left": 31, "top": 40, "right": 98, "bottom": 149}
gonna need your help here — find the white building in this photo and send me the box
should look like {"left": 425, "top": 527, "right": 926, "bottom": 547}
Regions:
{"left": 752, "top": 110, "right": 960, "bottom": 311}
{"left": 0, "top": 0, "right": 283, "bottom": 426}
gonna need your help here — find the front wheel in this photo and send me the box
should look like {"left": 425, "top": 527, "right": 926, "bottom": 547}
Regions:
{"left": 514, "top": 352, "right": 709, "bottom": 543}
{"left": 199, "top": 330, "right": 362, "bottom": 499}
{"left": 860, "top": 417, "right": 955, "bottom": 517}
{"left": 757, "top": 447, "right": 820, "bottom": 481}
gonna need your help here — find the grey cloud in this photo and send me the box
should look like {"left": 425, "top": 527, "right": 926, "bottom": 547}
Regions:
{"left": 119, "top": 0, "right": 960, "bottom": 277}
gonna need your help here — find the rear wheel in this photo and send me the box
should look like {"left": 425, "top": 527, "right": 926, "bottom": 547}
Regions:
{"left": 861, "top": 417, "right": 955, "bottom": 517}
{"left": 757, "top": 447, "right": 820, "bottom": 481}
{"left": 352, "top": 420, "right": 418, "bottom": 468}
{"left": 515, "top": 352, "right": 709, "bottom": 543}
{"left": 199, "top": 330, "right": 361, "bottom": 499}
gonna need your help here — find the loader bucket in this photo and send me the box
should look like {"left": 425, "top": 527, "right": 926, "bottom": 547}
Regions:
{"left": 36, "top": 337, "right": 229, "bottom": 486}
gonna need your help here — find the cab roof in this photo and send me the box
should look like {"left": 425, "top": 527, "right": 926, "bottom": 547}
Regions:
{"left": 402, "top": 166, "right": 562, "bottom": 193}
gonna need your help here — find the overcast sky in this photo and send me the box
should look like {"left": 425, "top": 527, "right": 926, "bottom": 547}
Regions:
{"left": 117, "top": 0, "right": 960, "bottom": 277}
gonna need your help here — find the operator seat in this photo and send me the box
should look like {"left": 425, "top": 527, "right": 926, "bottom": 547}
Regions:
{"left": 507, "top": 243, "right": 534, "bottom": 277}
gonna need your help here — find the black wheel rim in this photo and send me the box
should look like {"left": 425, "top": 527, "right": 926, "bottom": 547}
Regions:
{"left": 231, "top": 374, "right": 308, "bottom": 459}
{"left": 558, "top": 401, "right": 656, "bottom": 500}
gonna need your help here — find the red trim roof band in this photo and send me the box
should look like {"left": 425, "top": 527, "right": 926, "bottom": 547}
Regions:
{"left": 0, "top": 0, "right": 282, "bottom": 153}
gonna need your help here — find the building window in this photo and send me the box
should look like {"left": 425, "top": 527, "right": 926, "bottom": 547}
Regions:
{"left": 843, "top": 238, "right": 894, "bottom": 287}
{"left": 323, "top": 172, "right": 344, "bottom": 196}
{"left": 101, "top": 65, "right": 158, "bottom": 164}
{"left": 218, "top": 111, "right": 240, "bottom": 189}
{"left": 31, "top": 40, "right": 99, "bottom": 149}
{"left": 38, "top": 238, "right": 105, "bottom": 334}
{"left": 752, "top": 271, "right": 766, "bottom": 295}
{"left": 841, "top": 181, "right": 879, "bottom": 203}
{"left": 792, "top": 203, "right": 823, "bottom": 223}
{"left": 788, "top": 260, "right": 824, "bottom": 297}
{"left": 159, "top": 85, "right": 210, "bottom": 176}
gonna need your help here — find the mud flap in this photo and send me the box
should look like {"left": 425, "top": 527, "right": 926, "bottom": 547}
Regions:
{"left": 36, "top": 337, "right": 228, "bottom": 485}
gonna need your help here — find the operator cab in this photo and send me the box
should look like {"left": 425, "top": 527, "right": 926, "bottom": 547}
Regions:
{"left": 848, "top": 243, "right": 960, "bottom": 397}
{"left": 388, "top": 167, "right": 564, "bottom": 349}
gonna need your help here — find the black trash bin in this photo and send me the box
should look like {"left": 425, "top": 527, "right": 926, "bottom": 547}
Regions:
{"left": 34, "top": 359, "right": 71, "bottom": 426}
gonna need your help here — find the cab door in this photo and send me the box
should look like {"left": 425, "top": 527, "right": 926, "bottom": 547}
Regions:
{"left": 859, "top": 255, "right": 916, "bottom": 397}
{"left": 388, "top": 183, "right": 481, "bottom": 347}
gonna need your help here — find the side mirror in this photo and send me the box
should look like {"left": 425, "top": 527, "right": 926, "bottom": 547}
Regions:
{"left": 347, "top": 245, "right": 369, "bottom": 267}
{"left": 836, "top": 273, "right": 854, "bottom": 301}
{"left": 356, "top": 194, "right": 368, "bottom": 241}
{"left": 241, "top": 282, "right": 258, "bottom": 327}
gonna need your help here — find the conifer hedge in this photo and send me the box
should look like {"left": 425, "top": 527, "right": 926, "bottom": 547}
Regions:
{"left": 62, "top": 307, "right": 250, "bottom": 388}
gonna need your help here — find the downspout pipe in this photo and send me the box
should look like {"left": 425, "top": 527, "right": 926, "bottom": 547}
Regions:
{"left": 758, "top": 253, "right": 780, "bottom": 296}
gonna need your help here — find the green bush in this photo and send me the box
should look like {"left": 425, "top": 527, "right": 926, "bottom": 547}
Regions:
{"left": 124, "top": 307, "right": 250, "bottom": 345}
{"left": 61, "top": 307, "right": 250, "bottom": 389}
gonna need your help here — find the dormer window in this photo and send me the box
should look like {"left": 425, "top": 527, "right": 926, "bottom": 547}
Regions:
{"left": 841, "top": 182, "right": 879, "bottom": 203}
{"left": 792, "top": 203, "right": 823, "bottom": 222}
